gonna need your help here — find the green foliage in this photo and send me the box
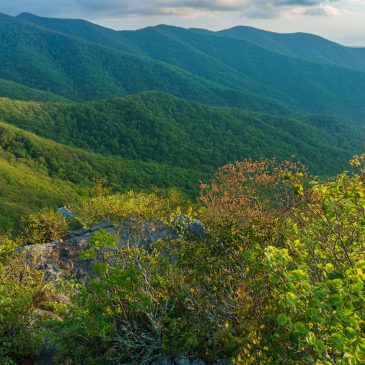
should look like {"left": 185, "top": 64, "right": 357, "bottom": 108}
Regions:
{"left": 89, "top": 230, "right": 117, "bottom": 250}
{"left": 0, "top": 250, "right": 47, "bottom": 364}
{"left": 52, "top": 234, "right": 244, "bottom": 364}
{"left": 76, "top": 191, "right": 178, "bottom": 228}
{"left": 50, "top": 187, "right": 263, "bottom": 363}
{"left": 0, "top": 235, "right": 18, "bottom": 257}
{"left": 80, "top": 230, "right": 117, "bottom": 261}
{"left": 49, "top": 161, "right": 365, "bottom": 364}
{"left": 256, "top": 173, "right": 365, "bottom": 364}
{"left": 21, "top": 208, "right": 68, "bottom": 245}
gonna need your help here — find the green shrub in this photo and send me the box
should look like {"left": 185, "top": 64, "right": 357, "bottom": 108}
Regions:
{"left": 51, "top": 191, "right": 256, "bottom": 363}
{"left": 0, "top": 244, "right": 47, "bottom": 363}
{"left": 10, "top": 159, "right": 365, "bottom": 364}
{"left": 0, "top": 235, "right": 18, "bottom": 257}
{"left": 232, "top": 172, "right": 365, "bottom": 364}
{"left": 21, "top": 208, "right": 68, "bottom": 245}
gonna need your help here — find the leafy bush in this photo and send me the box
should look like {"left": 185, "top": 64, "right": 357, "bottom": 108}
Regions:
{"left": 51, "top": 185, "right": 266, "bottom": 363}
{"left": 0, "top": 235, "right": 18, "bottom": 257}
{"left": 231, "top": 171, "right": 365, "bottom": 364}
{"left": 0, "top": 237, "right": 47, "bottom": 364}
{"left": 76, "top": 190, "right": 188, "bottom": 231}
{"left": 200, "top": 157, "right": 306, "bottom": 225}
{"left": 21, "top": 208, "right": 68, "bottom": 245}
{"left": 6, "top": 158, "right": 365, "bottom": 364}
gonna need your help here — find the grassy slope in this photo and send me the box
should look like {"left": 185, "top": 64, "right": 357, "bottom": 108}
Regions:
{"left": 0, "top": 141, "right": 82, "bottom": 232}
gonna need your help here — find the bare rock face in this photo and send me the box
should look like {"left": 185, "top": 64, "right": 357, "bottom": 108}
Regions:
{"left": 57, "top": 206, "right": 75, "bottom": 222}
{"left": 18, "top": 217, "right": 205, "bottom": 282}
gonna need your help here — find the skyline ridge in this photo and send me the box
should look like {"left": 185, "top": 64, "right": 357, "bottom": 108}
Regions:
{"left": 10, "top": 11, "right": 364, "bottom": 48}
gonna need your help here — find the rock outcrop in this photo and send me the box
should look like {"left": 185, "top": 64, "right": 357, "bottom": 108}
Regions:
{"left": 19, "top": 217, "right": 205, "bottom": 282}
{"left": 18, "top": 216, "right": 219, "bottom": 365}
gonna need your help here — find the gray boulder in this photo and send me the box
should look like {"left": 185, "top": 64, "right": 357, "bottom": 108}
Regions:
{"left": 19, "top": 218, "right": 184, "bottom": 281}
{"left": 175, "top": 356, "right": 191, "bottom": 365}
{"left": 57, "top": 206, "right": 75, "bottom": 222}
{"left": 172, "top": 215, "right": 207, "bottom": 240}
{"left": 190, "top": 359, "right": 206, "bottom": 365}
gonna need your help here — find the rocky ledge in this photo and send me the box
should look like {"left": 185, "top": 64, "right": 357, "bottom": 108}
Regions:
{"left": 18, "top": 216, "right": 206, "bottom": 282}
{"left": 18, "top": 217, "right": 231, "bottom": 365}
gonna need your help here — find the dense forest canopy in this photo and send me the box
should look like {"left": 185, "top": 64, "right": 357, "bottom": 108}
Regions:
{"left": 0, "top": 92, "right": 363, "bottom": 232}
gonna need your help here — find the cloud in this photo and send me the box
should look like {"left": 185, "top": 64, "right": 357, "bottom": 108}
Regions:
{"left": 1, "top": 0, "right": 346, "bottom": 19}
{"left": 224, "top": 0, "right": 345, "bottom": 18}
{"left": 299, "top": 4, "right": 344, "bottom": 15}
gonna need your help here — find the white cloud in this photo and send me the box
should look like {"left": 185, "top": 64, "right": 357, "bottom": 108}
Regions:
{"left": 1, "top": 0, "right": 347, "bottom": 19}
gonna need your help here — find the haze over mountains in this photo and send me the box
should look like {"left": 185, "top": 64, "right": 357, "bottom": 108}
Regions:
{"left": 0, "top": 11, "right": 364, "bottom": 230}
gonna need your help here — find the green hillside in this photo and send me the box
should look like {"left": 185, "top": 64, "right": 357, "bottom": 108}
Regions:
{"left": 0, "top": 79, "right": 67, "bottom": 102}
{"left": 219, "top": 26, "right": 365, "bottom": 72}
{"left": 0, "top": 12, "right": 288, "bottom": 115}
{"left": 0, "top": 120, "right": 206, "bottom": 232}
{"left": 119, "top": 25, "right": 365, "bottom": 122}
{"left": 0, "top": 123, "right": 83, "bottom": 232}
{"left": 0, "top": 155, "right": 79, "bottom": 232}
{"left": 0, "top": 13, "right": 361, "bottom": 121}
{"left": 0, "top": 92, "right": 363, "bottom": 178}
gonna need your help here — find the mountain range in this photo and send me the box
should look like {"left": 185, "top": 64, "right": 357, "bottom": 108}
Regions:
{"left": 0, "top": 11, "right": 364, "bottom": 231}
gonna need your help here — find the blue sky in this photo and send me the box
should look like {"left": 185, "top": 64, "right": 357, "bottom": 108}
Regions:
{"left": 1, "top": 0, "right": 365, "bottom": 46}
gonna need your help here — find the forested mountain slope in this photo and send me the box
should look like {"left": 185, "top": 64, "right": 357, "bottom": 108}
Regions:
{"left": 0, "top": 79, "right": 67, "bottom": 102}
{"left": 119, "top": 25, "right": 365, "bottom": 121}
{"left": 0, "top": 12, "right": 289, "bottom": 115}
{"left": 1, "top": 12, "right": 365, "bottom": 122}
{"left": 0, "top": 12, "right": 364, "bottom": 230}
{"left": 218, "top": 26, "right": 365, "bottom": 72}
{"left": 0, "top": 120, "right": 204, "bottom": 231}
{"left": 0, "top": 92, "right": 363, "bottom": 177}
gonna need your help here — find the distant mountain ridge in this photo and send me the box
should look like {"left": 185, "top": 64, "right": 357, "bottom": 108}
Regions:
{"left": 0, "top": 12, "right": 362, "bottom": 122}
{"left": 218, "top": 26, "right": 365, "bottom": 72}
{"left": 0, "top": 12, "right": 290, "bottom": 116}
{"left": 16, "top": 13, "right": 365, "bottom": 76}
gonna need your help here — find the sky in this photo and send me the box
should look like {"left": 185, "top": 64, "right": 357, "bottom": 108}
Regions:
{"left": 1, "top": 0, "right": 365, "bottom": 46}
